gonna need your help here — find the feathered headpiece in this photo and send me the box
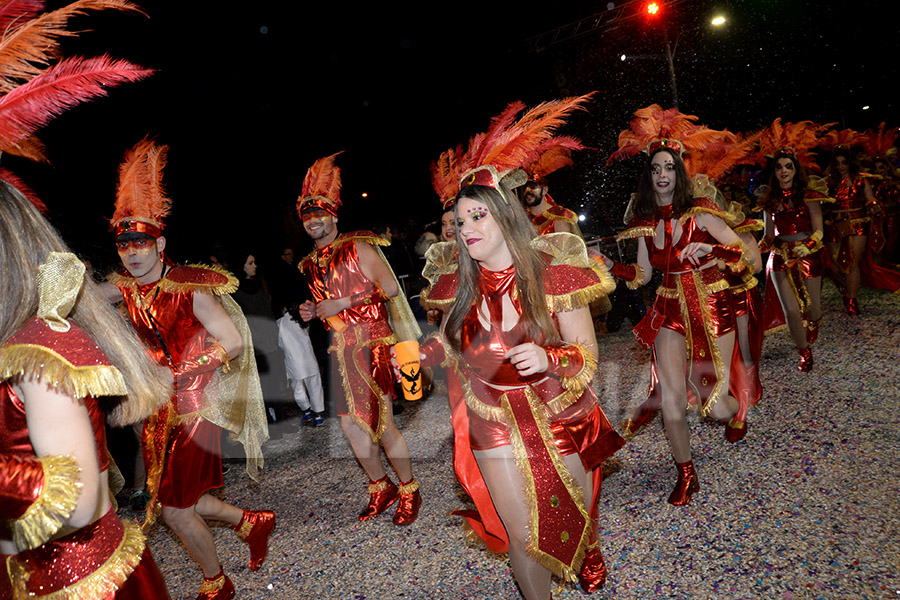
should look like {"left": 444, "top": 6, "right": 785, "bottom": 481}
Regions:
{"left": 751, "top": 118, "right": 833, "bottom": 168}
{"left": 457, "top": 92, "right": 593, "bottom": 190}
{"left": 818, "top": 127, "right": 867, "bottom": 153}
{"left": 297, "top": 151, "right": 343, "bottom": 217}
{"left": 524, "top": 142, "right": 583, "bottom": 184}
{"left": 683, "top": 130, "right": 762, "bottom": 182}
{"left": 0, "top": 0, "right": 152, "bottom": 163}
{"left": 430, "top": 144, "right": 463, "bottom": 210}
{"left": 606, "top": 104, "right": 729, "bottom": 166}
{"left": 860, "top": 122, "right": 898, "bottom": 162}
{"left": 111, "top": 137, "right": 171, "bottom": 239}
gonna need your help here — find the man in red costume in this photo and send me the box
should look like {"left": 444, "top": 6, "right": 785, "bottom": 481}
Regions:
{"left": 100, "top": 139, "right": 274, "bottom": 600}
{"left": 520, "top": 147, "right": 583, "bottom": 236}
{"left": 296, "top": 152, "right": 422, "bottom": 526}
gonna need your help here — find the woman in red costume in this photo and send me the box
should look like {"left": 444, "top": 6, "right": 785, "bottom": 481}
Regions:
{"left": 0, "top": 182, "right": 172, "bottom": 599}
{"left": 871, "top": 156, "right": 899, "bottom": 266}
{"left": 757, "top": 148, "right": 829, "bottom": 370}
{"left": 824, "top": 148, "right": 879, "bottom": 314}
{"left": 601, "top": 141, "right": 748, "bottom": 505}
{"left": 419, "top": 172, "right": 622, "bottom": 598}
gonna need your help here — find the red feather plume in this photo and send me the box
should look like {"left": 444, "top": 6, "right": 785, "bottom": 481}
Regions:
{"left": 113, "top": 137, "right": 171, "bottom": 228}
{"left": 301, "top": 151, "right": 343, "bottom": 207}
{"left": 430, "top": 143, "right": 463, "bottom": 209}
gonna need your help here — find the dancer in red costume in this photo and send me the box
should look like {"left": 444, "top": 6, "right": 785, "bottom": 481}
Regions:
{"left": 824, "top": 148, "right": 882, "bottom": 314}
{"left": 601, "top": 140, "right": 749, "bottom": 505}
{"left": 100, "top": 139, "right": 274, "bottom": 600}
{"left": 419, "top": 95, "right": 623, "bottom": 599}
{"left": 0, "top": 182, "right": 172, "bottom": 599}
{"left": 296, "top": 153, "right": 423, "bottom": 526}
{"left": 520, "top": 147, "right": 584, "bottom": 236}
{"left": 871, "top": 156, "right": 900, "bottom": 265}
{"left": 756, "top": 148, "right": 830, "bottom": 371}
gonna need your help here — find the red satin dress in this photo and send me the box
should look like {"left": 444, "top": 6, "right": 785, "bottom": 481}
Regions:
{"left": 115, "top": 266, "right": 229, "bottom": 508}
{"left": 0, "top": 318, "right": 169, "bottom": 599}
{"left": 632, "top": 201, "right": 736, "bottom": 415}
{"left": 429, "top": 254, "right": 623, "bottom": 579}
{"left": 300, "top": 231, "right": 397, "bottom": 441}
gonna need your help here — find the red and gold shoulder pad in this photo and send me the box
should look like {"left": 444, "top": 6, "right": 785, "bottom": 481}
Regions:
{"left": 616, "top": 216, "right": 656, "bottom": 241}
{"left": 335, "top": 231, "right": 390, "bottom": 250}
{"left": 422, "top": 272, "right": 459, "bottom": 309}
{"left": 545, "top": 205, "right": 578, "bottom": 223}
{"left": 0, "top": 318, "right": 126, "bottom": 399}
{"left": 532, "top": 233, "right": 616, "bottom": 312}
{"left": 421, "top": 241, "right": 459, "bottom": 309}
{"left": 679, "top": 196, "right": 733, "bottom": 225}
{"left": 733, "top": 218, "right": 764, "bottom": 234}
{"left": 110, "top": 263, "right": 238, "bottom": 296}
{"left": 805, "top": 177, "right": 835, "bottom": 203}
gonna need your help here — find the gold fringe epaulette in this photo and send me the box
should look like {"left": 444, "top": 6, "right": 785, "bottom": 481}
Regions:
{"left": 531, "top": 233, "right": 616, "bottom": 312}
{"left": 615, "top": 225, "right": 656, "bottom": 242}
{"left": 0, "top": 344, "right": 127, "bottom": 400}
{"left": 558, "top": 343, "right": 598, "bottom": 395}
{"left": 545, "top": 205, "right": 578, "bottom": 224}
{"left": 12, "top": 455, "right": 82, "bottom": 551}
{"left": 10, "top": 519, "right": 147, "bottom": 600}
{"left": 545, "top": 282, "right": 612, "bottom": 314}
{"left": 733, "top": 219, "right": 764, "bottom": 234}
{"left": 806, "top": 177, "right": 835, "bottom": 203}
{"left": 109, "top": 264, "right": 238, "bottom": 296}
{"left": 679, "top": 197, "right": 735, "bottom": 226}
{"left": 422, "top": 241, "right": 459, "bottom": 287}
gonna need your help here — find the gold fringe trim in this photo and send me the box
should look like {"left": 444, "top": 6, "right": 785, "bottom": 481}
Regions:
{"left": 331, "top": 331, "right": 397, "bottom": 443}
{"left": 558, "top": 343, "right": 598, "bottom": 395}
{"left": 733, "top": 219, "right": 764, "bottom": 234}
{"left": 545, "top": 281, "right": 613, "bottom": 313}
{"left": 460, "top": 375, "right": 509, "bottom": 424}
{"left": 236, "top": 517, "right": 253, "bottom": 539}
{"left": 729, "top": 272, "right": 759, "bottom": 294}
{"left": 678, "top": 204, "right": 732, "bottom": 226}
{"left": 398, "top": 479, "right": 420, "bottom": 495}
{"left": 12, "top": 456, "right": 82, "bottom": 552}
{"left": 0, "top": 345, "right": 126, "bottom": 400}
{"left": 509, "top": 388, "right": 590, "bottom": 582}
{"left": 367, "top": 478, "right": 394, "bottom": 494}
{"left": 198, "top": 573, "right": 227, "bottom": 594}
{"left": 615, "top": 226, "right": 655, "bottom": 242}
{"left": 109, "top": 264, "right": 239, "bottom": 296}
{"left": 626, "top": 264, "right": 645, "bottom": 290}
{"left": 678, "top": 272, "right": 727, "bottom": 417}
{"left": 10, "top": 519, "right": 146, "bottom": 600}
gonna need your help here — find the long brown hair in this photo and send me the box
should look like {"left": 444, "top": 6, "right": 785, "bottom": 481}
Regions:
{"left": 632, "top": 148, "right": 693, "bottom": 219}
{"left": 759, "top": 150, "right": 809, "bottom": 212}
{"left": 0, "top": 180, "right": 170, "bottom": 426}
{"left": 442, "top": 183, "right": 561, "bottom": 354}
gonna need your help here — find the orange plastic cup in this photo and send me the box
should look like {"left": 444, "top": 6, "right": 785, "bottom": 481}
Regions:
{"left": 325, "top": 315, "right": 347, "bottom": 332}
{"left": 394, "top": 340, "right": 422, "bottom": 400}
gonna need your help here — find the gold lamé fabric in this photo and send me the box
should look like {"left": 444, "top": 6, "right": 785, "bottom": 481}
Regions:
{"left": 531, "top": 196, "right": 583, "bottom": 238}
{"left": 1, "top": 507, "right": 169, "bottom": 600}
{"left": 36, "top": 252, "right": 84, "bottom": 333}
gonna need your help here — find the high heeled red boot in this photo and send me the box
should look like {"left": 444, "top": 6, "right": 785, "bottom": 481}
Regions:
{"left": 798, "top": 347, "right": 813, "bottom": 372}
{"left": 235, "top": 509, "right": 276, "bottom": 571}
{"left": 358, "top": 476, "right": 399, "bottom": 521}
{"left": 668, "top": 459, "right": 700, "bottom": 506}
{"left": 578, "top": 545, "right": 607, "bottom": 592}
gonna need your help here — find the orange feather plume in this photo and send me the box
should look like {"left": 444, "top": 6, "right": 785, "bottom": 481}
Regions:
{"left": 430, "top": 143, "right": 463, "bottom": 209}
{"left": 818, "top": 126, "right": 867, "bottom": 152}
{"left": 752, "top": 118, "right": 833, "bottom": 168}
{"left": 112, "top": 137, "right": 171, "bottom": 229}
{"left": 298, "top": 151, "right": 343, "bottom": 214}
{"left": 458, "top": 93, "right": 593, "bottom": 187}
{"left": 684, "top": 130, "right": 761, "bottom": 181}
{"left": 861, "top": 122, "right": 899, "bottom": 160}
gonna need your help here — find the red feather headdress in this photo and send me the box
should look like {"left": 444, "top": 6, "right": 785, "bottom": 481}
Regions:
{"left": 297, "top": 151, "right": 343, "bottom": 217}
{"left": 524, "top": 141, "right": 584, "bottom": 184}
{"left": 860, "top": 122, "right": 898, "bottom": 161}
{"left": 430, "top": 144, "right": 463, "bottom": 210}
{"left": 111, "top": 137, "right": 171, "bottom": 238}
{"left": 458, "top": 92, "right": 593, "bottom": 190}
{"left": 606, "top": 104, "right": 729, "bottom": 166}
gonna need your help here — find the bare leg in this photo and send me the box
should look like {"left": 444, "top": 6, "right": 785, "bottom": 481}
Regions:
{"left": 196, "top": 493, "right": 242, "bottom": 526}
{"left": 379, "top": 395, "right": 413, "bottom": 483}
{"left": 735, "top": 313, "right": 753, "bottom": 370}
{"left": 771, "top": 270, "right": 808, "bottom": 350}
{"left": 474, "top": 446, "right": 551, "bottom": 600}
{"left": 846, "top": 235, "right": 867, "bottom": 299}
{"left": 655, "top": 328, "right": 691, "bottom": 463}
{"left": 707, "top": 330, "right": 738, "bottom": 421}
{"left": 340, "top": 415, "right": 387, "bottom": 481}
{"left": 803, "top": 275, "right": 823, "bottom": 323}
{"left": 161, "top": 504, "right": 222, "bottom": 578}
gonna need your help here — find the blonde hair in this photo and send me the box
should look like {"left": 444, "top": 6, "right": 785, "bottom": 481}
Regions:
{"left": 0, "top": 180, "right": 170, "bottom": 426}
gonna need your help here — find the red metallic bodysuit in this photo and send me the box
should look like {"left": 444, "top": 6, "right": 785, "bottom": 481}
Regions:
{"left": 759, "top": 185, "right": 829, "bottom": 335}
{"left": 0, "top": 318, "right": 169, "bottom": 599}
{"left": 299, "top": 232, "right": 397, "bottom": 441}
{"left": 626, "top": 199, "right": 739, "bottom": 414}
{"left": 826, "top": 176, "right": 871, "bottom": 272}
{"left": 112, "top": 264, "right": 238, "bottom": 510}
{"left": 423, "top": 234, "right": 623, "bottom": 581}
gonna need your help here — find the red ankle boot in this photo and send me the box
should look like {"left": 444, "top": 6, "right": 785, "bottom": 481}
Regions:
{"left": 195, "top": 569, "right": 235, "bottom": 600}
{"left": 578, "top": 545, "right": 607, "bottom": 592}
{"left": 798, "top": 347, "right": 813, "bottom": 372}
{"left": 806, "top": 316, "right": 823, "bottom": 344}
{"left": 668, "top": 459, "right": 700, "bottom": 506}
{"left": 235, "top": 509, "right": 276, "bottom": 571}
{"left": 846, "top": 297, "right": 860, "bottom": 315}
{"left": 392, "top": 478, "right": 421, "bottom": 526}
{"left": 359, "top": 476, "right": 399, "bottom": 521}
{"left": 724, "top": 419, "right": 748, "bottom": 443}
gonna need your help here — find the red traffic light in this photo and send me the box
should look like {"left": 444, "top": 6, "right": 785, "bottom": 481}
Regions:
{"left": 646, "top": 1, "right": 661, "bottom": 16}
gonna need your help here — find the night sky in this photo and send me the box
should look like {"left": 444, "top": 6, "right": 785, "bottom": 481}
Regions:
{"left": 11, "top": 0, "right": 898, "bottom": 273}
